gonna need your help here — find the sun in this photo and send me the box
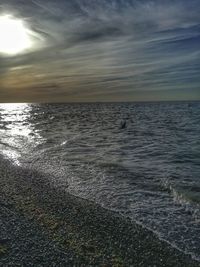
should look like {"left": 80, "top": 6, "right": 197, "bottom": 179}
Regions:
{"left": 0, "top": 15, "right": 32, "bottom": 55}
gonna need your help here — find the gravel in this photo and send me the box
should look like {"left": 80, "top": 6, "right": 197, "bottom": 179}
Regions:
{"left": 0, "top": 157, "right": 199, "bottom": 266}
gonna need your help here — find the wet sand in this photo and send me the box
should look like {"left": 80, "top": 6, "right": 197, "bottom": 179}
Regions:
{"left": 0, "top": 158, "right": 199, "bottom": 266}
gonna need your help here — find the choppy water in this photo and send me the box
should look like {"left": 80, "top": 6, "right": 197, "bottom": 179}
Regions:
{"left": 0, "top": 102, "right": 199, "bottom": 260}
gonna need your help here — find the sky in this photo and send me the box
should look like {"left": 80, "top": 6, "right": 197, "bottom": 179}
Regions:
{"left": 0, "top": 0, "right": 200, "bottom": 102}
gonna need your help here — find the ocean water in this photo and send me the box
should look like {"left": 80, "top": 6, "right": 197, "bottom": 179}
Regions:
{"left": 0, "top": 102, "right": 199, "bottom": 260}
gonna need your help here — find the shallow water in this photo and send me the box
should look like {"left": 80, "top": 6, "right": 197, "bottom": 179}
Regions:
{"left": 0, "top": 102, "right": 199, "bottom": 260}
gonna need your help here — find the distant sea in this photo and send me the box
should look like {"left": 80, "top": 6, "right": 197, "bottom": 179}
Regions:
{"left": 0, "top": 102, "right": 199, "bottom": 260}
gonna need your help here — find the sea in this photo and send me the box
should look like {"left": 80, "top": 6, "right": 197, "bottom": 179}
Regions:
{"left": 0, "top": 102, "right": 199, "bottom": 260}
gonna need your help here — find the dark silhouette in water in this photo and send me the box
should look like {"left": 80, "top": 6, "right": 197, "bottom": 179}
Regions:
{"left": 120, "top": 120, "right": 127, "bottom": 129}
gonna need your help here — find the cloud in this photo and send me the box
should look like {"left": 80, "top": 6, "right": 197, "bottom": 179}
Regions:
{"left": 0, "top": 0, "right": 200, "bottom": 101}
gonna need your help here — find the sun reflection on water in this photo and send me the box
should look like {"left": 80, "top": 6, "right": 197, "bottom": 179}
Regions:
{"left": 0, "top": 103, "right": 42, "bottom": 165}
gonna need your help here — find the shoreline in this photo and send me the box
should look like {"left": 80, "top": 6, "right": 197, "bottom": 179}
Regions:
{"left": 0, "top": 157, "right": 199, "bottom": 266}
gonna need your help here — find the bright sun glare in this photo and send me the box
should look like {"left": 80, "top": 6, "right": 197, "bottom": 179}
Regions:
{"left": 0, "top": 15, "right": 32, "bottom": 55}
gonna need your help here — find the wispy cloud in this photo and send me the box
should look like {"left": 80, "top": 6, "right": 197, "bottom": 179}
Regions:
{"left": 0, "top": 0, "right": 200, "bottom": 101}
